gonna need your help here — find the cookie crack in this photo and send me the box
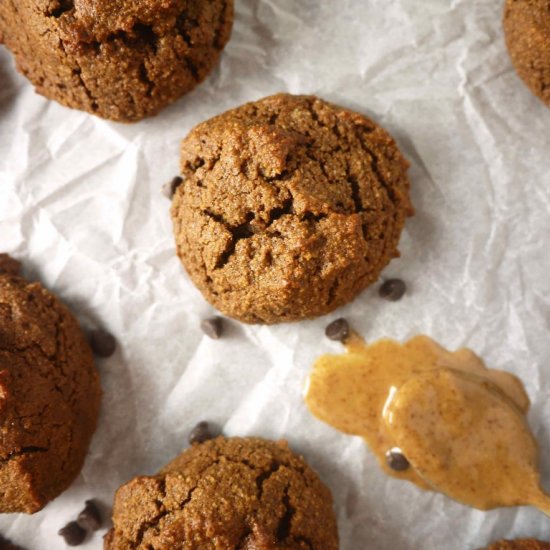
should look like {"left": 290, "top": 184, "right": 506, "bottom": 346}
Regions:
{"left": 355, "top": 130, "right": 397, "bottom": 205}
{"left": 348, "top": 172, "right": 365, "bottom": 212}
{"left": 0, "top": 300, "right": 56, "bottom": 360}
{"left": 326, "top": 278, "right": 339, "bottom": 306}
{"left": 275, "top": 484, "right": 295, "bottom": 542}
{"left": 64, "top": 22, "right": 159, "bottom": 59}
{"left": 46, "top": 0, "right": 74, "bottom": 18}
{"left": 208, "top": 195, "right": 295, "bottom": 269}
{"left": 138, "top": 62, "right": 154, "bottom": 98}
{"left": 176, "top": 12, "right": 199, "bottom": 47}
{"left": 267, "top": 111, "right": 279, "bottom": 126}
{"left": 301, "top": 211, "right": 327, "bottom": 223}
{"left": 263, "top": 169, "right": 292, "bottom": 183}
{"left": 205, "top": 193, "right": 330, "bottom": 270}
{"left": 208, "top": 453, "right": 270, "bottom": 478}
{"left": 266, "top": 198, "right": 293, "bottom": 225}
{"left": 58, "top": 39, "right": 99, "bottom": 111}
{"left": 134, "top": 456, "right": 223, "bottom": 546}
{"left": 302, "top": 102, "right": 383, "bottom": 217}
{"left": 0, "top": 446, "right": 48, "bottom": 463}
{"left": 0, "top": 338, "right": 52, "bottom": 359}
{"left": 208, "top": 212, "right": 254, "bottom": 270}
{"left": 185, "top": 57, "right": 199, "bottom": 80}
{"left": 236, "top": 526, "right": 253, "bottom": 550}
{"left": 255, "top": 460, "right": 282, "bottom": 500}
{"left": 213, "top": 0, "right": 230, "bottom": 50}
{"left": 132, "top": 24, "right": 158, "bottom": 53}
{"left": 174, "top": 12, "right": 202, "bottom": 80}
{"left": 133, "top": 478, "right": 169, "bottom": 546}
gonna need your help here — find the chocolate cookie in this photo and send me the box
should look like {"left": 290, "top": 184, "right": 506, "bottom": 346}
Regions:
{"left": 503, "top": 0, "right": 550, "bottom": 108}
{"left": 0, "top": 271, "right": 101, "bottom": 513}
{"left": 171, "top": 94, "right": 413, "bottom": 324}
{"left": 105, "top": 437, "right": 339, "bottom": 549}
{"left": 486, "top": 540, "right": 550, "bottom": 550}
{"left": 0, "top": 0, "right": 233, "bottom": 122}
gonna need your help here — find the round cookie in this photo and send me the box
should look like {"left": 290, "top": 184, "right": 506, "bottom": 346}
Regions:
{"left": 0, "top": 0, "right": 234, "bottom": 122}
{"left": 0, "top": 271, "right": 101, "bottom": 513}
{"left": 171, "top": 94, "right": 413, "bottom": 324}
{"left": 105, "top": 436, "right": 339, "bottom": 549}
{"left": 503, "top": 0, "right": 550, "bottom": 108}
{"left": 485, "top": 541, "right": 550, "bottom": 550}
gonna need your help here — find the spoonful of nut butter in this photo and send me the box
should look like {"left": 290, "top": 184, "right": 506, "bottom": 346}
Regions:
{"left": 304, "top": 333, "right": 550, "bottom": 514}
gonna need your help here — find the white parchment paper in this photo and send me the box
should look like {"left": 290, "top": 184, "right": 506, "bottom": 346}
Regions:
{"left": 1, "top": 0, "right": 550, "bottom": 548}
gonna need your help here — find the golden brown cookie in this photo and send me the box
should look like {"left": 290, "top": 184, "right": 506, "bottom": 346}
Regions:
{"left": 485, "top": 540, "right": 550, "bottom": 550}
{"left": 171, "top": 93, "right": 413, "bottom": 324}
{"left": 0, "top": 0, "right": 234, "bottom": 122}
{"left": 105, "top": 437, "right": 339, "bottom": 550}
{"left": 0, "top": 272, "right": 101, "bottom": 513}
{"left": 503, "top": 0, "right": 550, "bottom": 108}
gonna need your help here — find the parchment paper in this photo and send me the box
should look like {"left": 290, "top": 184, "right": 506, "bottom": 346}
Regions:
{"left": 1, "top": 0, "right": 550, "bottom": 548}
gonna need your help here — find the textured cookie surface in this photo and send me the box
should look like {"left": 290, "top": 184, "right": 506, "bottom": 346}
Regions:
{"left": 0, "top": 0, "right": 233, "bottom": 122}
{"left": 504, "top": 0, "right": 550, "bottom": 107}
{"left": 171, "top": 94, "right": 413, "bottom": 324}
{"left": 105, "top": 437, "right": 339, "bottom": 550}
{"left": 0, "top": 274, "right": 100, "bottom": 513}
{"left": 485, "top": 540, "right": 550, "bottom": 550}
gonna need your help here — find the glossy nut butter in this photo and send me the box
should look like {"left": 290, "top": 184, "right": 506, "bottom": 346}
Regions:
{"left": 304, "top": 334, "right": 550, "bottom": 514}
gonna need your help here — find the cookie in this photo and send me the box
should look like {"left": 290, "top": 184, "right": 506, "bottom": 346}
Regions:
{"left": 0, "top": 0, "right": 234, "bottom": 122}
{"left": 0, "top": 271, "right": 101, "bottom": 513}
{"left": 503, "top": 0, "right": 550, "bottom": 108}
{"left": 105, "top": 436, "right": 339, "bottom": 549}
{"left": 485, "top": 540, "right": 550, "bottom": 550}
{"left": 171, "top": 94, "right": 413, "bottom": 324}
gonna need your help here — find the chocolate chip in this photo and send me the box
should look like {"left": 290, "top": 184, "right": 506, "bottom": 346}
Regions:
{"left": 58, "top": 521, "right": 86, "bottom": 546}
{"left": 325, "top": 318, "right": 350, "bottom": 342}
{"left": 89, "top": 329, "right": 117, "bottom": 358}
{"left": 76, "top": 500, "right": 102, "bottom": 531}
{"left": 379, "top": 278, "right": 407, "bottom": 301}
{"left": 0, "top": 253, "right": 22, "bottom": 276}
{"left": 200, "top": 317, "right": 224, "bottom": 339}
{"left": 162, "top": 176, "right": 183, "bottom": 199}
{"left": 189, "top": 421, "right": 214, "bottom": 445}
{"left": 385, "top": 448, "right": 410, "bottom": 471}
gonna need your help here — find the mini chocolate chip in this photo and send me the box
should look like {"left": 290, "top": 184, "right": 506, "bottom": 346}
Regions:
{"left": 200, "top": 317, "right": 224, "bottom": 340}
{"left": 76, "top": 500, "right": 102, "bottom": 531}
{"left": 379, "top": 278, "right": 407, "bottom": 301}
{"left": 58, "top": 521, "right": 86, "bottom": 546}
{"left": 89, "top": 329, "right": 117, "bottom": 358}
{"left": 162, "top": 176, "right": 183, "bottom": 199}
{"left": 189, "top": 421, "right": 214, "bottom": 445}
{"left": 385, "top": 448, "right": 410, "bottom": 471}
{"left": 325, "top": 318, "right": 350, "bottom": 342}
{"left": 0, "top": 253, "right": 22, "bottom": 276}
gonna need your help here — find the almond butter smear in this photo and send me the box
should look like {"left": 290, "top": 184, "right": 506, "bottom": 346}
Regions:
{"left": 305, "top": 334, "right": 550, "bottom": 515}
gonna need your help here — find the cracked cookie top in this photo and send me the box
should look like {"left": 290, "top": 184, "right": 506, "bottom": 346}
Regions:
{"left": 105, "top": 437, "right": 339, "bottom": 550}
{"left": 0, "top": 0, "right": 233, "bottom": 121}
{"left": 504, "top": 0, "right": 550, "bottom": 108}
{"left": 0, "top": 274, "right": 100, "bottom": 513}
{"left": 171, "top": 94, "right": 413, "bottom": 324}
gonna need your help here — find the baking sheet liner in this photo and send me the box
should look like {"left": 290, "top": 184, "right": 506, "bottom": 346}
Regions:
{"left": 1, "top": 0, "right": 550, "bottom": 548}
